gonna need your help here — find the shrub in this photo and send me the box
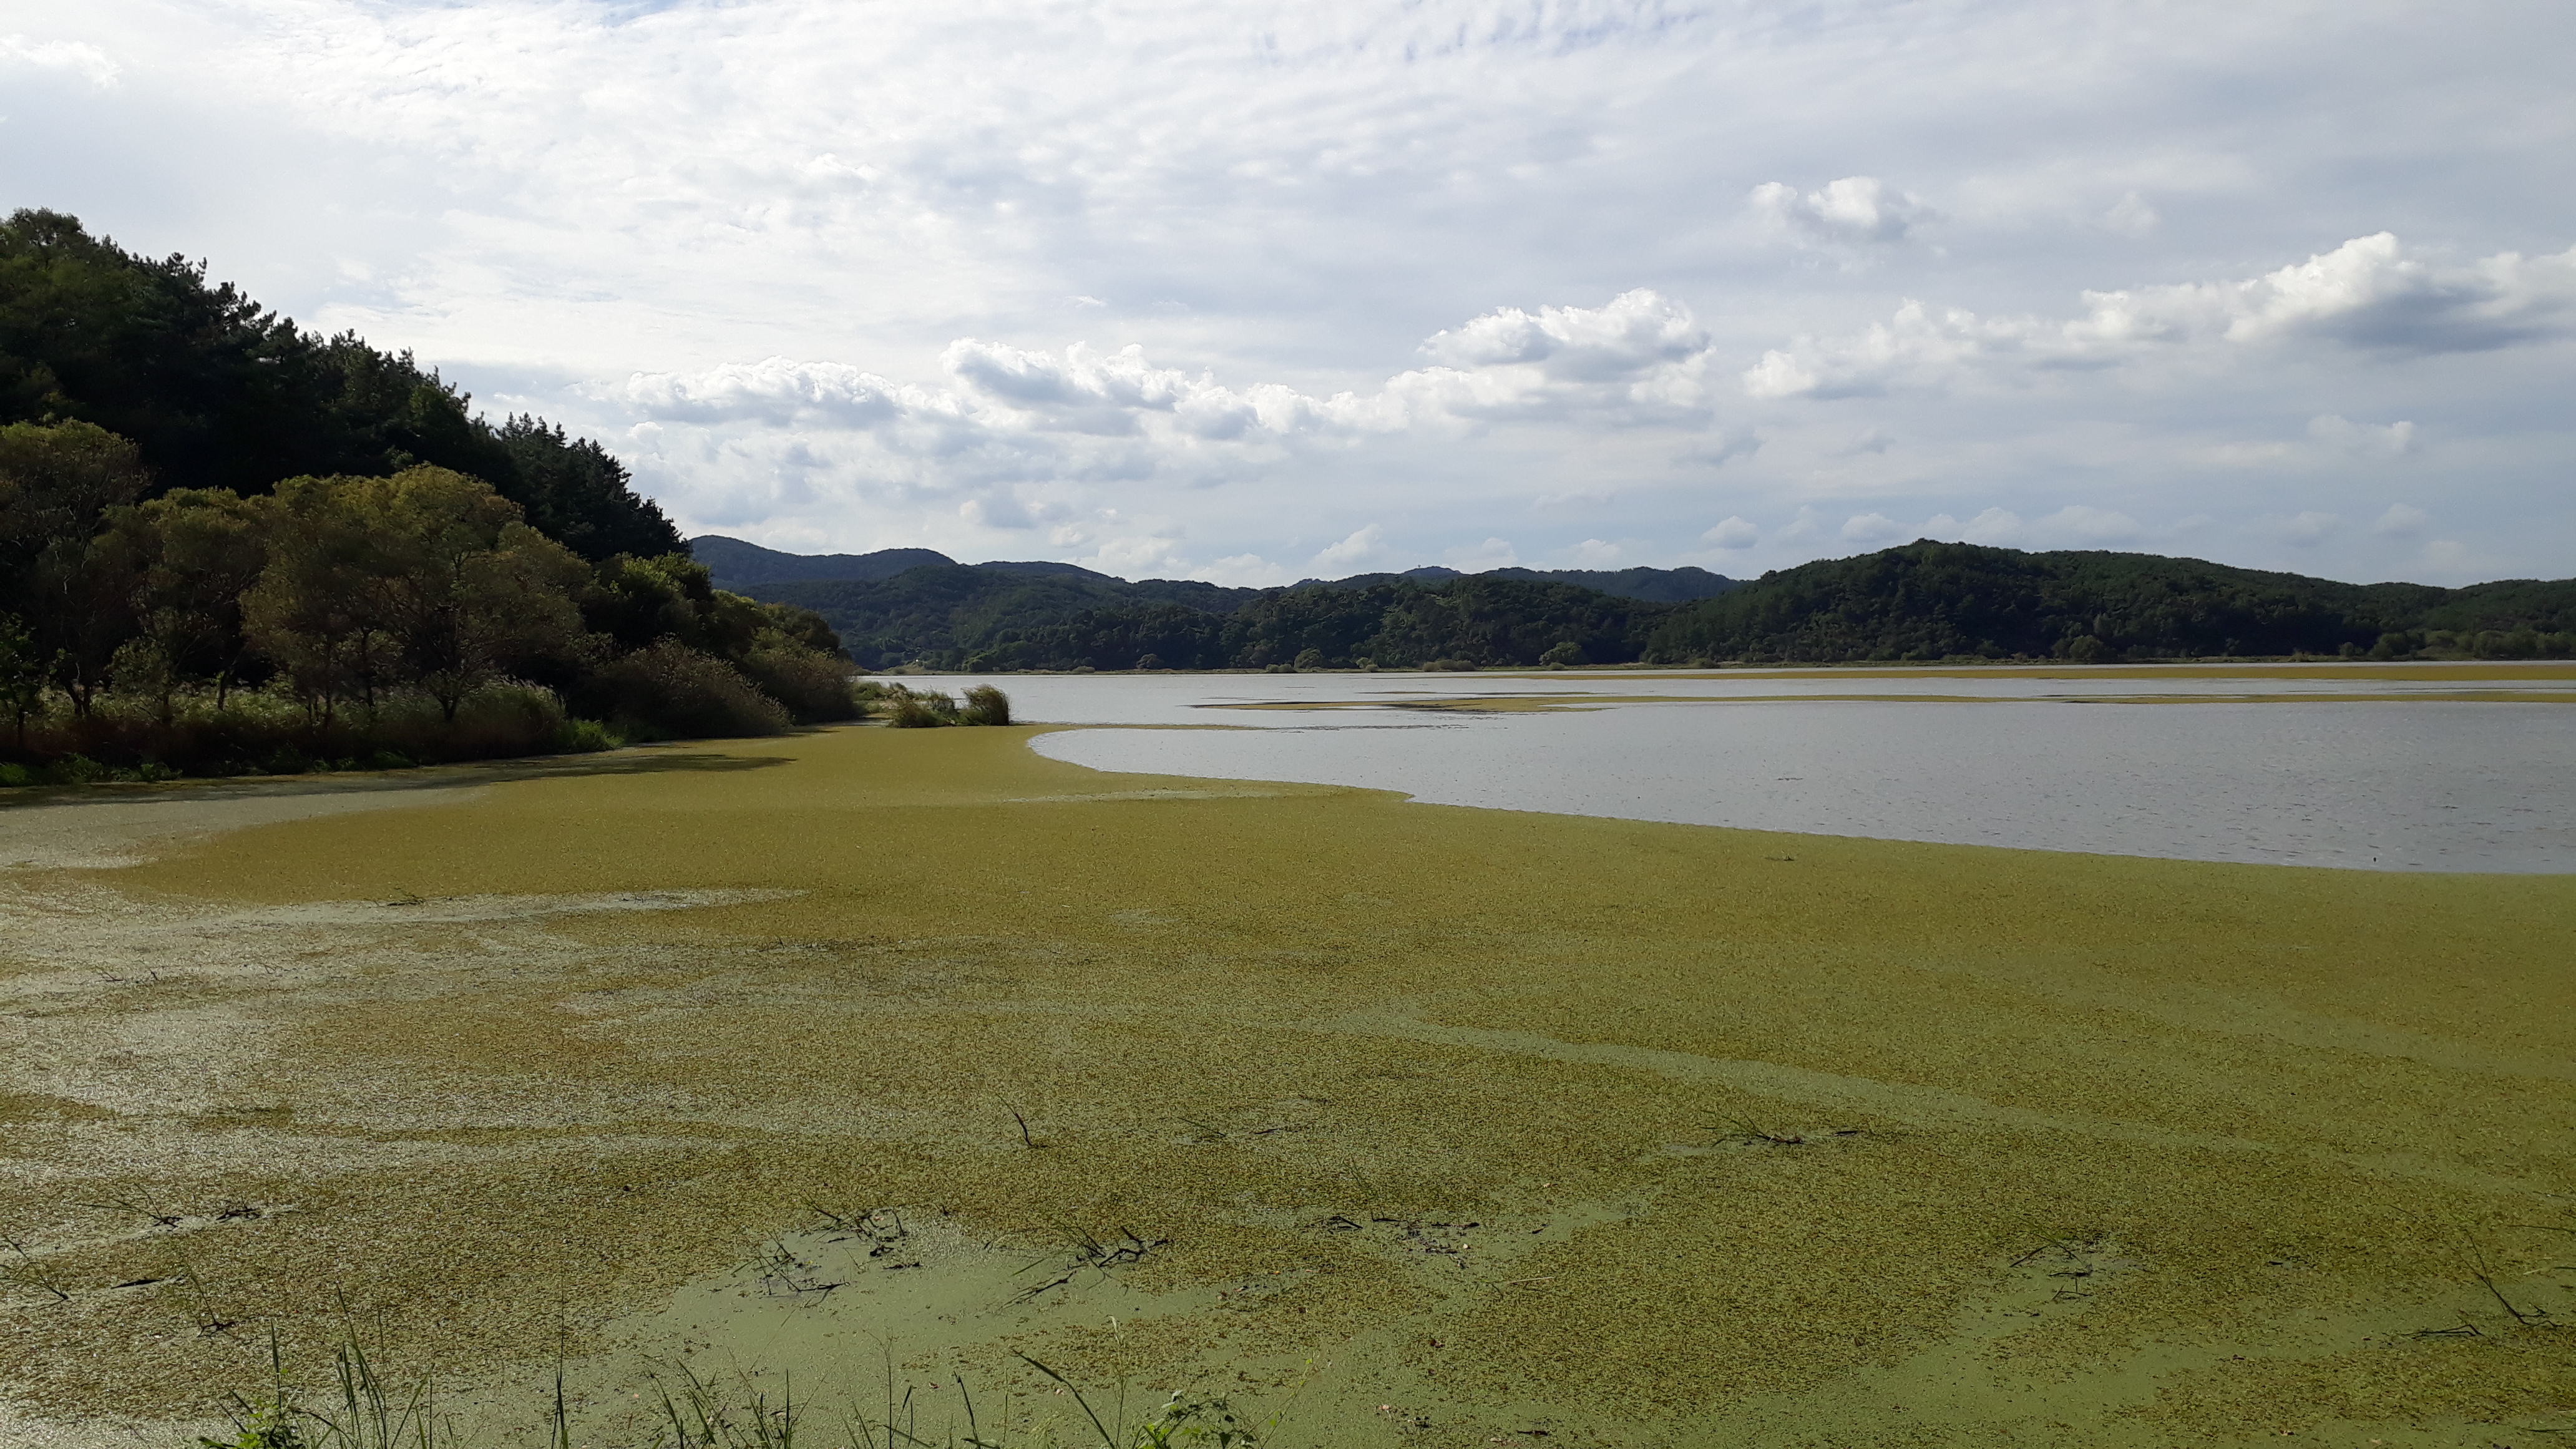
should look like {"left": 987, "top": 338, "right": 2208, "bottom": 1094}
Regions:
{"left": 584, "top": 640, "right": 790, "bottom": 739}
{"left": 554, "top": 717, "right": 623, "bottom": 754}
{"left": 1292, "top": 647, "right": 1327, "bottom": 671}
{"left": 886, "top": 685, "right": 961, "bottom": 728}
{"left": 739, "top": 637, "right": 862, "bottom": 723}
{"left": 1539, "top": 641, "right": 1586, "bottom": 667}
{"left": 961, "top": 685, "right": 1012, "bottom": 725}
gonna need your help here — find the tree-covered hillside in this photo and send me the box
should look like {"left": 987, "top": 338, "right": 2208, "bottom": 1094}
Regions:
{"left": 1639, "top": 542, "right": 2576, "bottom": 663}
{"left": 0, "top": 212, "right": 862, "bottom": 782}
{"left": 754, "top": 567, "right": 1681, "bottom": 671}
{"left": 1, "top": 209, "right": 678, "bottom": 560}
{"left": 743, "top": 538, "right": 2576, "bottom": 671}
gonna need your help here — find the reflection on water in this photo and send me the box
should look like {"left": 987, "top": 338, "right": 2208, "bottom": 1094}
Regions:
{"left": 898, "top": 668, "right": 2576, "bottom": 872}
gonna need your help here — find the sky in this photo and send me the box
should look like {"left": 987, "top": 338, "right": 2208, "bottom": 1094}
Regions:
{"left": 2, "top": 1, "right": 2572, "bottom": 587}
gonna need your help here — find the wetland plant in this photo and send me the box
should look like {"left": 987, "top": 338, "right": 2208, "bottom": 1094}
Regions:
{"left": 881, "top": 685, "right": 1012, "bottom": 728}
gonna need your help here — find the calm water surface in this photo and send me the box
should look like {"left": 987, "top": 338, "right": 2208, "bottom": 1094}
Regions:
{"left": 897, "top": 668, "right": 2575, "bottom": 872}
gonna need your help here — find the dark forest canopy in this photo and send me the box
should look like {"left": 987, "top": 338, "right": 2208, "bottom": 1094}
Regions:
{"left": 0, "top": 208, "right": 679, "bottom": 561}
{"left": 738, "top": 539, "right": 2576, "bottom": 671}
{"left": 1639, "top": 541, "right": 2576, "bottom": 664}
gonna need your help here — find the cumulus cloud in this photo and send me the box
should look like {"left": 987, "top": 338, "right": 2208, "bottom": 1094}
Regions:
{"left": 1746, "top": 233, "right": 2576, "bottom": 399}
{"left": 1840, "top": 511, "right": 1904, "bottom": 544}
{"left": 1677, "top": 431, "right": 1762, "bottom": 469}
{"left": 2281, "top": 511, "right": 2341, "bottom": 545}
{"left": 1312, "top": 524, "right": 1390, "bottom": 572}
{"left": 1566, "top": 539, "right": 1622, "bottom": 567}
{"left": 2308, "top": 414, "right": 2418, "bottom": 456}
{"left": 2039, "top": 505, "right": 2145, "bottom": 546}
{"left": 2099, "top": 192, "right": 2159, "bottom": 237}
{"left": 1445, "top": 537, "right": 1520, "bottom": 571}
{"left": 1961, "top": 508, "right": 2026, "bottom": 545}
{"left": 1701, "top": 516, "right": 1759, "bottom": 550}
{"left": 615, "top": 291, "right": 1725, "bottom": 497}
{"left": 1751, "top": 177, "right": 1935, "bottom": 246}
{"left": 1, "top": 35, "right": 120, "bottom": 86}
{"left": 2373, "top": 503, "right": 2431, "bottom": 537}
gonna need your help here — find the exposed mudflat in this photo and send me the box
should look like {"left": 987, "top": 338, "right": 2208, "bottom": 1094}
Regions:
{"left": 1, "top": 727, "right": 2570, "bottom": 1446}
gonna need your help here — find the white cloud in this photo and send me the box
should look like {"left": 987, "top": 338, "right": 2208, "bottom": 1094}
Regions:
{"left": 2036, "top": 505, "right": 2144, "bottom": 546}
{"left": 1677, "top": 431, "right": 1762, "bottom": 469}
{"left": 617, "top": 290, "right": 1722, "bottom": 481}
{"left": 1751, "top": 177, "right": 1935, "bottom": 246}
{"left": 2373, "top": 504, "right": 2430, "bottom": 537}
{"left": 1312, "top": 524, "right": 1390, "bottom": 572}
{"left": 2099, "top": 192, "right": 2158, "bottom": 237}
{"left": 1747, "top": 233, "right": 2576, "bottom": 399}
{"left": 1701, "top": 516, "right": 1759, "bottom": 550}
{"left": 1567, "top": 538, "right": 1622, "bottom": 567}
{"left": 1445, "top": 537, "right": 1520, "bottom": 572}
{"left": 1921, "top": 513, "right": 1963, "bottom": 539}
{"left": 1961, "top": 507, "right": 2026, "bottom": 545}
{"left": 1840, "top": 511, "right": 1904, "bottom": 544}
{"left": 1, "top": 35, "right": 120, "bottom": 87}
{"left": 2308, "top": 414, "right": 2418, "bottom": 456}
{"left": 1194, "top": 553, "right": 1293, "bottom": 588}
{"left": 2281, "top": 510, "right": 2341, "bottom": 545}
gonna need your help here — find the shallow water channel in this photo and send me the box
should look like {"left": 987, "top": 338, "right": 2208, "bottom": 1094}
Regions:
{"left": 902, "top": 666, "right": 2576, "bottom": 872}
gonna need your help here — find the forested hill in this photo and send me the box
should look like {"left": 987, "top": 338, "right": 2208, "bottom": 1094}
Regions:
{"left": 1639, "top": 542, "right": 2576, "bottom": 664}
{"left": 691, "top": 534, "right": 1737, "bottom": 602}
{"left": 1, "top": 208, "right": 678, "bottom": 560}
{"left": 732, "top": 539, "right": 2576, "bottom": 671}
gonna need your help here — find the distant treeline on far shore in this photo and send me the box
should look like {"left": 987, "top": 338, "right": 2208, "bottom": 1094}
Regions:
{"left": 703, "top": 535, "right": 2576, "bottom": 673}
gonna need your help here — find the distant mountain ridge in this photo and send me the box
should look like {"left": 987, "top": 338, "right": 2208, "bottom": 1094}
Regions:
{"left": 688, "top": 535, "right": 1737, "bottom": 602}
{"left": 686, "top": 535, "right": 957, "bottom": 587}
{"left": 1294, "top": 563, "right": 1740, "bottom": 603}
{"left": 691, "top": 535, "right": 2575, "bottom": 671}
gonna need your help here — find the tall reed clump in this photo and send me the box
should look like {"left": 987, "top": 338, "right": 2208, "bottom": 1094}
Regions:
{"left": 877, "top": 683, "right": 1012, "bottom": 729}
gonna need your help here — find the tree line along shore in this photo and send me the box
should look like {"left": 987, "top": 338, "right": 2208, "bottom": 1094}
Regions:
{"left": 4, "top": 204, "right": 2571, "bottom": 784}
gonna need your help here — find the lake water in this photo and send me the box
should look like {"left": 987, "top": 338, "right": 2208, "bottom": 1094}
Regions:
{"left": 892, "top": 668, "right": 2576, "bottom": 872}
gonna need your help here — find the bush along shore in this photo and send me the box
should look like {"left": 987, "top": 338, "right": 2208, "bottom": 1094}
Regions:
{"left": 0, "top": 422, "right": 870, "bottom": 784}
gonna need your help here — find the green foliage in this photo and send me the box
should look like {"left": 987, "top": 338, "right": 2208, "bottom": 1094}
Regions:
{"left": 0, "top": 610, "right": 44, "bottom": 749}
{"left": 746, "top": 544, "right": 2576, "bottom": 671}
{"left": 884, "top": 685, "right": 963, "bottom": 728}
{"left": 1639, "top": 540, "right": 2576, "bottom": 663}
{"left": 585, "top": 640, "right": 793, "bottom": 739}
{"left": 0, "top": 444, "right": 860, "bottom": 778}
{"left": 758, "top": 567, "right": 1670, "bottom": 671}
{"left": 877, "top": 683, "right": 1014, "bottom": 727}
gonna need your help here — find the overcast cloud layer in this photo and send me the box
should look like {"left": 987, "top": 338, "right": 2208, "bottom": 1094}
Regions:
{"left": 4, "top": 0, "right": 2572, "bottom": 585}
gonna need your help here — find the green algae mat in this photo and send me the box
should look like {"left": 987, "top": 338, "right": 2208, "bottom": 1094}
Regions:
{"left": 1, "top": 724, "right": 2570, "bottom": 1446}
